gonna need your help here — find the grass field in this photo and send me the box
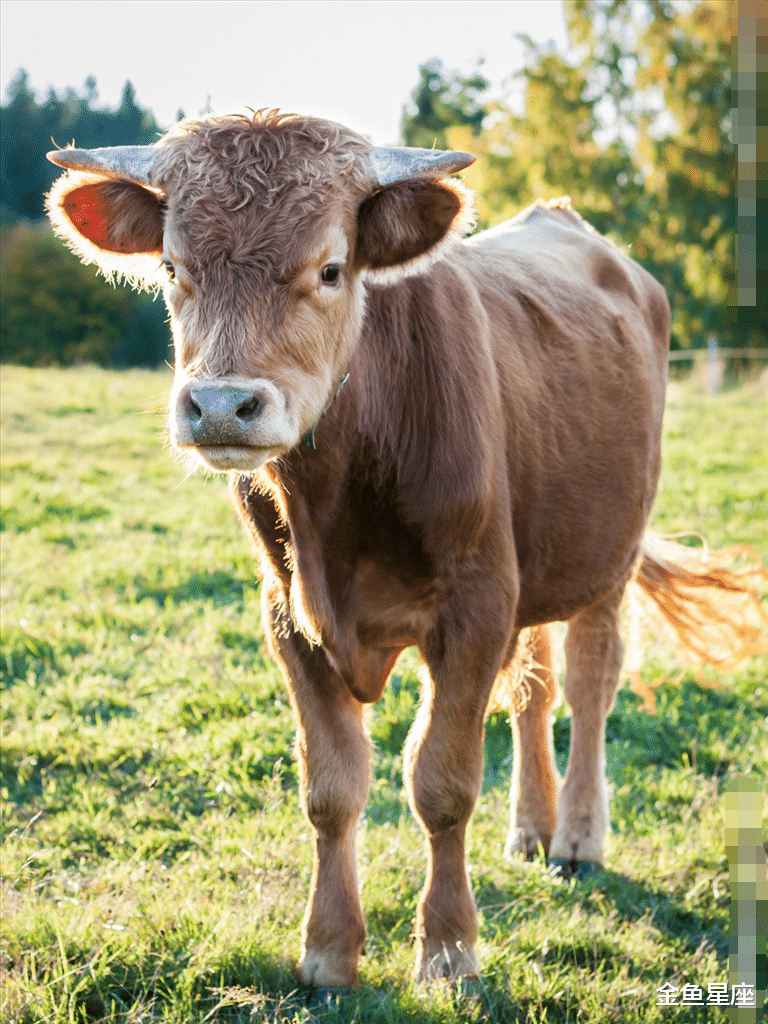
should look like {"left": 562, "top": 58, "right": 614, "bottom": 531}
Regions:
{"left": 1, "top": 365, "right": 767, "bottom": 1023}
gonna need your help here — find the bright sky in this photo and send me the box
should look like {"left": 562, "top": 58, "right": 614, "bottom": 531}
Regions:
{"left": 1, "top": 0, "right": 568, "bottom": 145}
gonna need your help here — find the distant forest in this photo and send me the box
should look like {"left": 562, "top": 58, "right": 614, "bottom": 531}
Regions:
{"left": 1, "top": 0, "right": 763, "bottom": 367}
{"left": 1, "top": 72, "right": 172, "bottom": 366}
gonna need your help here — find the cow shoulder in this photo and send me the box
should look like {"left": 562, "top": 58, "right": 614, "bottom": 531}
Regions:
{"left": 358, "top": 258, "right": 509, "bottom": 557}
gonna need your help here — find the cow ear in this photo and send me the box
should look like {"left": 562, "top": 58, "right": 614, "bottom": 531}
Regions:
{"left": 46, "top": 172, "right": 165, "bottom": 288}
{"left": 355, "top": 177, "right": 475, "bottom": 281}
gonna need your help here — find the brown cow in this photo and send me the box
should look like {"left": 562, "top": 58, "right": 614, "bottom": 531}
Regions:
{"left": 46, "top": 110, "right": 766, "bottom": 988}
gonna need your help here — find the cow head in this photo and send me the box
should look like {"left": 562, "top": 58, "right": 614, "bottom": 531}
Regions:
{"left": 47, "top": 111, "right": 475, "bottom": 473}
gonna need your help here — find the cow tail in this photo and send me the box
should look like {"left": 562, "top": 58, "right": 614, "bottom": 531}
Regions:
{"left": 627, "top": 536, "right": 768, "bottom": 690}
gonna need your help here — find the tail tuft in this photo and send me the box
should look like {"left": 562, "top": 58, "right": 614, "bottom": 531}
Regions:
{"left": 631, "top": 535, "right": 768, "bottom": 670}
{"left": 487, "top": 625, "right": 554, "bottom": 716}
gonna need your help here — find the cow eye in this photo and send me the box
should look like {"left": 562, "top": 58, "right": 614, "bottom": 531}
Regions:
{"left": 320, "top": 265, "right": 341, "bottom": 286}
{"left": 162, "top": 258, "right": 176, "bottom": 281}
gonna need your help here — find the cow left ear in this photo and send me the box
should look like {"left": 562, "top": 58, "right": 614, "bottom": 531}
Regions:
{"left": 46, "top": 145, "right": 164, "bottom": 289}
{"left": 355, "top": 177, "right": 475, "bottom": 280}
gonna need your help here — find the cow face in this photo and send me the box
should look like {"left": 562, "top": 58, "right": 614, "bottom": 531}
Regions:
{"left": 47, "top": 112, "right": 474, "bottom": 473}
{"left": 158, "top": 183, "right": 367, "bottom": 474}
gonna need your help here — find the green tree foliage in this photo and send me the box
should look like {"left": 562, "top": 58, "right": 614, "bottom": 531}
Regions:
{"left": 1, "top": 72, "right": 169, "bottom": 366}
{"left": 402, "top": 1, "right": 757, "bottom": 351}
{"left": 0, "top": 222, "right": 170, "bottom": 366}
{"left": 400, "top": 59, "right": 489, "bottom": 150}
{"left": 1, "top": 70, "right": 161, "bottom": 220}
{"left": 568, "top": 0, "right": 743, "bottom": 349}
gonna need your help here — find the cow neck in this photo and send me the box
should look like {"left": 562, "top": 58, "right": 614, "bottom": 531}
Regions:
{"left": 302, "top": 371, "right": 351, "bottom": 450}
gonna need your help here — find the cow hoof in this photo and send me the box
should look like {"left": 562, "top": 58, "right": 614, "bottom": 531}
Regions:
{"left": 548, "top": 826, "right": 606, "bottom": 866}
{"left": 504, "top": 826, "right": 548, "bottom": 861}
{"left": 548, "top": 858, "right": 602, "bottom": 879}
{"left": 415, "top": 939, "right": 479, "bottom": 983}
{"left": 296, "top": 949, "right": 360, "bottom": 989}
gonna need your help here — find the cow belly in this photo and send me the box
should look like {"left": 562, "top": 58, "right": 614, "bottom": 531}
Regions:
{"left": 513, "top": 502, "right": 648, "bottom": 627}
{"left": 353, "top": 557, "right": 438, "bottom": 640}
{"left": 515, "top": 559, "right": 634, "bottom": 628}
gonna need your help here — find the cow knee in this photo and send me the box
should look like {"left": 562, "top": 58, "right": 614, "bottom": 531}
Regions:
{"left": 301, "top": 739, "right": 371, "bottom": 841}
{"left": 412, "top": 775, "right": 479, "bottom": 836}
{"left": 305, "top": 782, "right": 366, "bottom": 841}
{"left": 405, "top": 736, "right": 482, "bottom": 835}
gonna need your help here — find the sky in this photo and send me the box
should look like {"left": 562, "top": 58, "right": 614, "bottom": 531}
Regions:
{"left": 1, "top": 0, "right": 568, "bottom": 145}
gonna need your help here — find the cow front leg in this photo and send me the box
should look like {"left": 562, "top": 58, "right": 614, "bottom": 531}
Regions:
{"left": 264, "top": 594, "right": 370, "bottom": 988}
{"left": 549, "top": 581, "right": 626, "bottom": 866}
{"left": 405, "top": 690, "right": 482, "bottom": 980}
{"left": 297, "top": 691, "right": 369, "bottom": 988}
{"left": 504, "top": 625, "right": 560, "bottom": 859}
{"left": 405, "top": 612, "right": 512, "bottom": 981}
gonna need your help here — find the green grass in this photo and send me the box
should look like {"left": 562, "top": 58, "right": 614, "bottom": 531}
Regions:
{"left": 1, "top": 365, "right": 766, "bottom": 1023}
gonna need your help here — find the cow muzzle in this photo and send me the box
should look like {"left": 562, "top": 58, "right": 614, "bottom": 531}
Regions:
{"left": 171, "top": 378, "right": 293, "bottom": 472}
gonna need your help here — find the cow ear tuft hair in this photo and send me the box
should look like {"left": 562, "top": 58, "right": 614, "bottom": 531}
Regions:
{"left": 46, "top": 172, "right": 165, "bottom": 289}
{"left": 356, "top": 177, "right": 475, "bottom": 283}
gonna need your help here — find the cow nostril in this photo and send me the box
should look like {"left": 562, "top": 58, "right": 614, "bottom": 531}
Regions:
{"left": 236, "top": 396, "right": 261, "bottom": 423}
{"left": 183, "top": 391, "right": 203, "bottom": 423}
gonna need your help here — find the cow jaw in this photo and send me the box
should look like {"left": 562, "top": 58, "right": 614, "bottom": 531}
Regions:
{"left": 192, "top": 445, "right": 274, "bottom": 473}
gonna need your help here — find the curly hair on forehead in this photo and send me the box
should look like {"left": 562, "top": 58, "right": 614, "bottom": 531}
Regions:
{"left": 151, "top": 110, "right": 374, "bottom": 280}
{"left": 153, "top": 109, "right": 374, "bottom": 215}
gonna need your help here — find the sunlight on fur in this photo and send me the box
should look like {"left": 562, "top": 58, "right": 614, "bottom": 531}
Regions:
{"left": 630, "top": 535, "right": 767, "bottom": 710}
{"left": 492, "top": 536, "right": 768, "bottom": 718}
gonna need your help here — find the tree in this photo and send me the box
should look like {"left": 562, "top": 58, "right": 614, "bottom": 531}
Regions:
{"left": 403, "top": 1, "right": 757, "bottom": 351}
{"left": 1, "top": 70, "right": 51, "bottom": 220}
{"left": 566, "top": 0, "right": 741, "bottom": 348}
{"left": 401, "top": 59, "right": 489, "bottom": 150}
{"left": 0, "top": 73, "right": 170, "bottom": 367}
{"left": 631, "top": 0, "right": 747, "bottom": 346}
{"left": 0, "top": 72, "right": 163, "bottom": 221}
{"left": 0, "top": 222, "right": 169, "bottom": 367}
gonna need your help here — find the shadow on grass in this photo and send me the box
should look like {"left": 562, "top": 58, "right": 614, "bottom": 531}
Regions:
{"left": 0, "top": 627, "right": 90, "bottom": 686}
{"left": 134, "top": 567, "right": 249, "bottom": 607}
{"left": 476, "top": 864, "right": 726, "bottom": 959}
{"left": 8, "top": 858, "right": 728, "bottom": 1024}
{"left": 35, "top": 946, "right": 298, "bottom": 1024}
{"left": 38, "top": 940, "right": 533, "bottom": 1024}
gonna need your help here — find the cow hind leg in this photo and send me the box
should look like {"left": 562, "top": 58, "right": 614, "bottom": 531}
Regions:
{"left": 504, "top": 625, "right": 560, "bottom": 860}
{"left": 548, "top": 579, "right": 627, "bottom": 867}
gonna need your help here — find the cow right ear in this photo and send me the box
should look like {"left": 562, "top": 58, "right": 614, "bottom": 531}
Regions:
{"left": 355, "top": 176, "right": 475, "bottom": 283}
{"left": 47, "top": 172, "right": 165, "bottom": 288}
